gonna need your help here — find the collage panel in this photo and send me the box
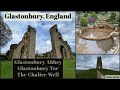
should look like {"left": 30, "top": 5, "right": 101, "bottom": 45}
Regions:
{"left": 0, "top": 11, "right": 76, "bottom": 79}
{"left": 76, "top": 11, "right": 120, "bottom": 54}
{"left": 75, "top": 11, "right": 120, "bottom": 79}
{"left": 76, "top": 54, "right": 120, "bottom": 79}
{"left": 0, "top": 11, "right": 120, "bottom": 79}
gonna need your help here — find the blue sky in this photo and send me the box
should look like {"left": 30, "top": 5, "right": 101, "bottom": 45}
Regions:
{"left": 1, "top": 11, "right": 75, "bottom": 54}
{"left": 76, "top": 55, "right": 120, "bottom": 71}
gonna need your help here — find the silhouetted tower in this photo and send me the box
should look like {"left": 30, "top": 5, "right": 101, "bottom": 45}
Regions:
{"left": 96, "top": 56, "right": 102, "bottom": 70}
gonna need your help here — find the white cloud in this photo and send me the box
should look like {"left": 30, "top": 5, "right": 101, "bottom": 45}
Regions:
{"left": 36, "top": 39, "right": 52, "bottom": 54}
{"left": 46, "top": 39, "right": 51, "bottom": 45}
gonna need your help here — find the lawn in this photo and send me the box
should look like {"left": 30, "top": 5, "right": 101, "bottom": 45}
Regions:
{"left": 76, "top": 69, "right": 120, "bottom": 79}
{"left": 63, "top": 58, "right": 75, "bottom": 79}
{"left": 0, "top": 61, "right": 13, "bottom": 79}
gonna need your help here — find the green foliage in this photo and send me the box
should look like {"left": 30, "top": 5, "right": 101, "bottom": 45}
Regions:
{"left": 0, "top": 16, "right": 12, "bottom": 48}
{"left": 84, "top": 12, "right": 88, "bottom": 17}
{"left": 107, "top": 12, "right": 117, "bottom": 22}
{"left": 91, "top": 12, "right": 97, "bottom": 19}
{"left": 101, "top": 12, "right": 106, "bottom": 15}
{"left": 80, "top": 17, "right": 88, "bottom": 26}
{"left": 86, "top": 11, "right": 92, "bottom": 13}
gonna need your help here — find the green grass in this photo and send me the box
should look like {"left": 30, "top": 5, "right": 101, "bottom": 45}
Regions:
{"left": 63, "top": 58, "right": 75, "bottom": 79}
{"left": 76, "top": 69, "right": 120, "bottom": 79}
{"left": 1, "top": 61, "right": 13, "bottom": 79}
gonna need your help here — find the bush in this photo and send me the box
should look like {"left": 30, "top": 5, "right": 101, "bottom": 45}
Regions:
{"left": 109, "top": 12, "right": 116, "bottom": 20}
{"left": 101, "top": 12, "right": 106, "bottom": 15}
{"left": 84, "top": 12, "right": 88, "bottom": 17}
{"left": 88, "top": 17, "right": 96, "bottom": 23}
{"left": 91, "top": 12, "right": 97, "bottom": 19}
{"left": 80, "top": 17, "right": 88, "bottom": 26}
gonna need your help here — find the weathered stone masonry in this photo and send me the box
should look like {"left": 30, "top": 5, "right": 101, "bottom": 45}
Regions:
{"left": 8, "top": 24, "right": 73, "bottom": 60}
{"left": 49, "top": 24, "right": 73, "bottom": 59}
{"left": 8, "top": 25, "right": 36, "bottom": 60}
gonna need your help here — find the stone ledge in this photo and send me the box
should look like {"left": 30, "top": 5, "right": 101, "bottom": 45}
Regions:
{"left": 79, "top": 34, "right": 111, "bottom": 41}
{"left": 106, "top": 32, "right": 120, "bottom": 54}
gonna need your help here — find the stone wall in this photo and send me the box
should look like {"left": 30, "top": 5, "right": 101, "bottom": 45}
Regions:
{"left": 8, "top": 25, "right": 36, "bottom": 60}
{"left": 106, "top": 31, "right": 120, "bottom": 54}
{"left": 8, "top": 24, "right": 73, "bottom": 60}
{"left": 50, "top": 24, "right": 73, "bottom": 59}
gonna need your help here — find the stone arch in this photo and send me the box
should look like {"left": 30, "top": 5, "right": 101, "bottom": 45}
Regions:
{"left": 59, "top": 41, "right": 73, "bottom": 59}
{"left": 50, "top": 25, "right": 73, "bottom": 59}
{"left": 60, "top": 45, "right": 67, "bottom": 59}
{"left": 20, "top": 44, "right": 28, "bottom": 59}
{"left": 8, "top": 25, "right": 36, "bottom": 60}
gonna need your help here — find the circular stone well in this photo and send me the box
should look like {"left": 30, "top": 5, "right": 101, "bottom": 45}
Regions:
{"left": 80, "top": 26, "right": 114, "bottom": 40}
{"left": 77, "top": 25, "right": 115, "bottom": 54}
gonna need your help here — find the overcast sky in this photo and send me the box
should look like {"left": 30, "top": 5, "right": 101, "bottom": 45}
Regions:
{"left": 1, "top": 11, "right": 75, "bottom": 54}
{"left": 76, "top": 55, "right": 120, "bottom": 71}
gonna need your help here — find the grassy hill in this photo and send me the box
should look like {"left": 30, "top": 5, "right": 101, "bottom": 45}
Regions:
{"left": 76, "top": 69, "right": 120, "bottom": 79}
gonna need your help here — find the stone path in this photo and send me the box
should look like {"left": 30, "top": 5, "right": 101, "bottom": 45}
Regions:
{"left": 97, "top": 70, "right": 105, "bottom": 79}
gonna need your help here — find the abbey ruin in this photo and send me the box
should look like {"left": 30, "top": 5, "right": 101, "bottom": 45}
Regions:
{"left": 45, "top": 25, "right": 73, "bottom": 59}
{"left": 8, "top": 25, "right": 36, "bottom": 60}
{"left": 8, "top": 24, "right": 73, "bottom": 60}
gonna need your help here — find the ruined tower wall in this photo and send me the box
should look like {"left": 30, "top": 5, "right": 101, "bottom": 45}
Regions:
{"left": 27, "top": 26, "right": 36, "bottom": 58}
{"left": 50, "top": 25, "right": 64, "bottom": 58}
{"left": 12, "top": 41, "right": 25, "bottom": 58}
{"left": 50, "top": 25, "right": 61, "bottom": 58}
{"left": 50, "top": 24, "right": 73, "bottom": 59}
{"left": 8, "top": 44, "right": 17, "bottom": 60}
{"left": 8, "top": 25, "right": 36, "bottom": 60}
{"left": 60, "top": 41, "right": 73, "bottom": 59}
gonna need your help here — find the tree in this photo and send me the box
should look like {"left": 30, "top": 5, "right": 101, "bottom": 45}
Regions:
{"left": 80, "top": 17, "right": 88, "bottom": 26}
{"left": 0, "top": 16, "right": 12, "bottom": 48}
{"left": 35, "top": 50, "right": 39, "bottom": 54}
{"left": 6, "top": 50, "right": 10, "bottom": 56}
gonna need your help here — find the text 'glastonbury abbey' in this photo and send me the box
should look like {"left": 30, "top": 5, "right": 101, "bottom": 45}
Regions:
{"left": 13, "top": 59, "right": 63, "bottom": 79}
